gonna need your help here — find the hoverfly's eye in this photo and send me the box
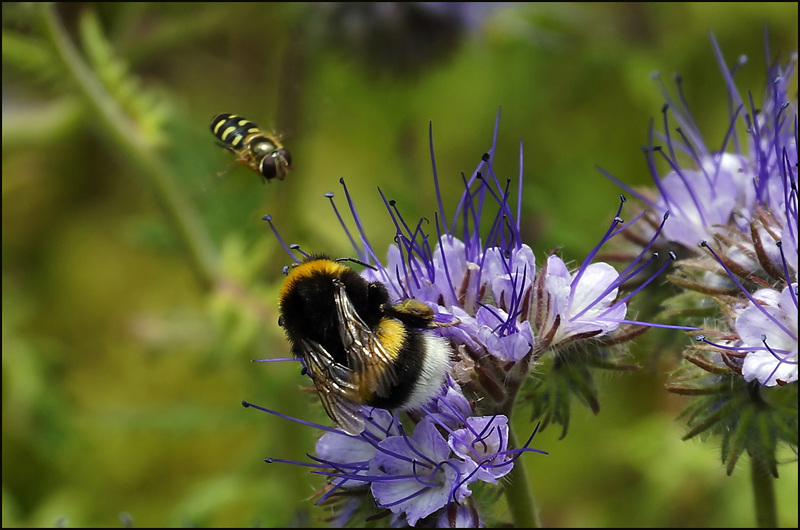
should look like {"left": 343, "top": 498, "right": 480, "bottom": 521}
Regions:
{"left": 259, "top": 157, "right": 279, "bottom": 181}
{"left": 259, "top": 149, "right": 291, "bottom": 180}
{"left": 275, "top": 148, "right": 292, "bottom": 168}
{"left": 249, "top": 137, "right": 277, "bottom": 159}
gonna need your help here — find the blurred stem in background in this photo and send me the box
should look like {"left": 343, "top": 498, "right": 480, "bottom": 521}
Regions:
{"left": 38, "top": 3, "right": 219, "bottom": 291}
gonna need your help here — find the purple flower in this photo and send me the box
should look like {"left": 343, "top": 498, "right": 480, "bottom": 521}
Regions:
{"left": 538, "top": 255, "right": 627, "bottom": 346}
{"left": 652, "top": 154, "right": 749, "bottom": 249}
{"left": 602, "top": 33, "right": 797, "bottom": 384}
{"left": 244, "top": 374, "right": 545, "bottom": 527}
{"left": 615, "top": 34, "right": 798, "bottom": 478}
{"left": 314, "top": 408, "right": 399, "bottom": 489}
{"left": 475, "top": 305, "right": 534, "bottom": 362}
{"left": 738, "top": 284, "right": 798, "bottom": 386}
{"left": 369, "top": 417, "right": 477, "bottom": 525}
{"left": 448, "top": 415, "right": 513, "bottom": 484}
{"left": 601, "top": 36, "right": 797, "bottom": 275}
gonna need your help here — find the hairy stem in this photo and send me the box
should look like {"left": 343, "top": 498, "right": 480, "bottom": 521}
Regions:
{"left": 501, "top": 370, "right": 541, "bottom": 528}
{"left": 750, "top": 452, "right": 777, "bottom": 528}
{"left": 39, "top": 4, "right": 219, "bottom": 290}
{"left": 505, "top": 425, "right": 540, "bottom": 528}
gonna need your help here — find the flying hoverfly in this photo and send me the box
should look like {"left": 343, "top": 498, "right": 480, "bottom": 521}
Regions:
{"left": 210, "top": 113, "right": 292, "bottom": 182}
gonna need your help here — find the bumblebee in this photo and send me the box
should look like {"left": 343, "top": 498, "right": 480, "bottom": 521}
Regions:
{"left": 278, "top": 255, "right": 453, "bottom": 435}
{"left": 210, "top": 113, "right": 292, "bottom": 182}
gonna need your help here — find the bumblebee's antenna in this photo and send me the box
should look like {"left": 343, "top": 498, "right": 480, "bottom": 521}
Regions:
{"left": 335, "top": 257, "right": 378, "bottom": 271}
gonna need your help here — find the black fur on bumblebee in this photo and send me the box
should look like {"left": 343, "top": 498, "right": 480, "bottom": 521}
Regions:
{"left": 277, "top": 254, "right": 454, "bottom": 435}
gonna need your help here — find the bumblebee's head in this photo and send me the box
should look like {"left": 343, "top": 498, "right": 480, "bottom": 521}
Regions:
{"left": 277, "top": 255, "right": 388, "bottom": 346}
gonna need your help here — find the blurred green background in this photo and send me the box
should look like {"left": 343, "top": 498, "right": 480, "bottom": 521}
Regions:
{"left": 2, "top": 2, "right": 797, "bottom": 527}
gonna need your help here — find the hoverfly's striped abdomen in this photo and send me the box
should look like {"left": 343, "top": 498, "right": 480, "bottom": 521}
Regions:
{"left": 210, "top": 113, "right": 259, "bottom": 150}
{"left": 210, "top": 113, "right": 292, "bottom": 182}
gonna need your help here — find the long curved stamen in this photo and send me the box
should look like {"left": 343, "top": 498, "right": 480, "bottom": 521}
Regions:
{"left": 397, "top": 424, "right": 438, "bottom": 468}
{"left": 242, "top": 401, "right": 350, "bottom": 436}
{"left": 429, "top": 121, "right": 449, "bottom": 239}
{"left": 674, "top": 125, "right": 714, "bottom": 190}
{"left": 759, "top": 335, "right": 799, "bottom": 388}
{"left": 607, "top": 252, "right": 676, "bottom": 312}
{"left": 434, "top": 211, "right": 460, "bottom": 306}
{"left": 339, "top": 178, "right": 379, "bottom": 267}
{"left": 612, "top": 212, "right": 670, "bottom": 283}
{"left": 569, "top": 196, "right": 626, "bottom": 301}
{"left": 653, "top": 146, "right": 710, "bottom": 225}
{"left": 517, "top": 141, "right": 524, "bottom": 234}
{"left": 570, "top": 252, "right": 661, "bottom": 323}
{"left": 695, "top": 334, "right": 748, "bottom": 356}
{"left": 471, "top": 415, "right": 501, "bottom": 453}
{"left": 263, "top": 215, "right": 299, "bottom": 262}
{"left": 595, "top": 165, "right": 661, "bottom": 210}
{"left": 710, "top": 33, "right": 745, "bottom": 113}
{"left": 709, "top": 104, "right": 745, "bottom": 187}
{"left": 701, "top": 241, "right": 797, "bottom": 340}
{"left": 377, "top": 484, "right": 431, "bottom": 509}
{"left": 411, "top": 460, "right": 441, "bottom": 488}
{"left": 449, "top": 108, "right": 502, "bottom": 237}
{"left": 325, "top": 192, "right": 363, "bottom": 261}
{"left": 662, "top": 104, "right": 679, "bottom": 168}
{"left": 377, "top": 189, "right": 420, "bottom": 294}
{"left": 289, "top": 244, "right": 309, "bottom": 259}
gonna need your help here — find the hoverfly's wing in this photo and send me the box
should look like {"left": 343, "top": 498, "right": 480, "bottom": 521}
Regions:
{"left": 300, "top": 337, "right": 366, "bottom": 436}
{"left": 332, "top": 279, "right": 401, "bottom": 397}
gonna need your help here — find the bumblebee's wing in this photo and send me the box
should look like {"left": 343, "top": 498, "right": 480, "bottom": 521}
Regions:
{"left": 332, "top": 280, "right": 400, "bottom": 397}
{"left": 300, "top": 337, "right": 366, "bottom": 436}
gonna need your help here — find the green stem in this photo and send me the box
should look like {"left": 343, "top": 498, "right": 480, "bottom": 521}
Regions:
{"left": 38, "top": 4, "right": 219, "bottom": 290}
{"left": 750, "top": 452, "right": 777, "bottom": 528}
{"left": 500, "top": 371, "right": 540, "bottom": 528}
{"left": 505, "top": 425, "right": 540, "bottom": 528}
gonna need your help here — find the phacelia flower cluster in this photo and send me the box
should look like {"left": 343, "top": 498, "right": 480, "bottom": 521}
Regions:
{"left": 244, "top": 376, "right": 544, "bottom": 526}
{"left": 322, "top": 113, "right": 675, "bottom": 403}
{"left": 604, "top": 34, "right": 798, "bottom": 476}
{"left": 250, "top": 109, "right": 679, "bottom": 525}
